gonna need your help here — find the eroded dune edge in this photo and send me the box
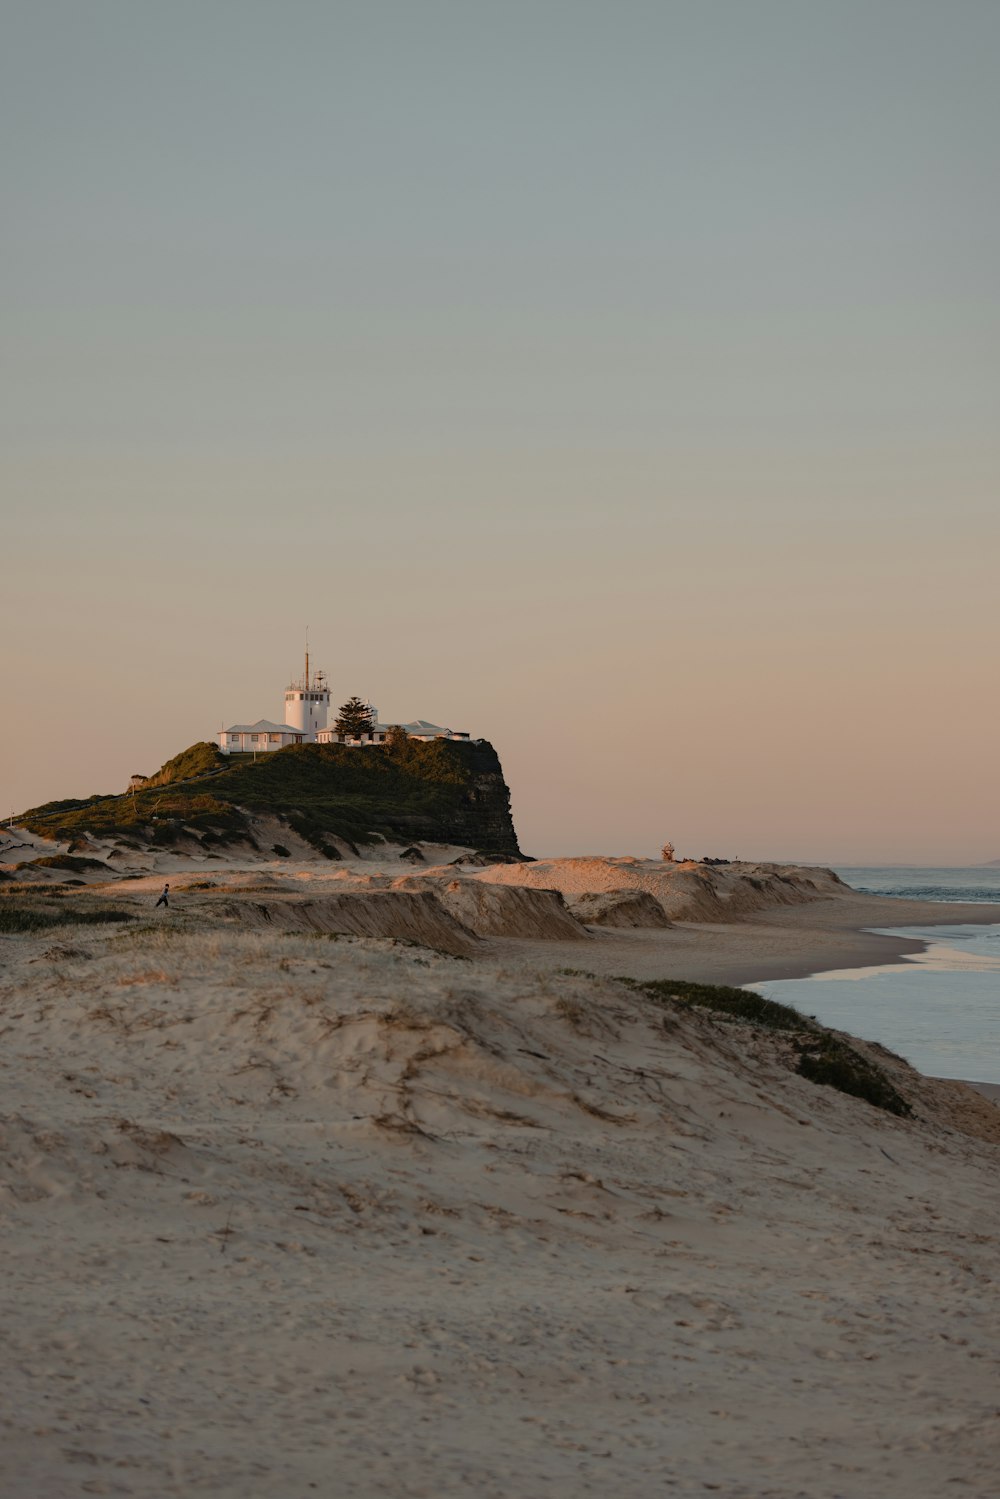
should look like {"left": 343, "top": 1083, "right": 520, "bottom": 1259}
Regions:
{"left": 2, "top": 844, "right": 1000, "bottom": 1496}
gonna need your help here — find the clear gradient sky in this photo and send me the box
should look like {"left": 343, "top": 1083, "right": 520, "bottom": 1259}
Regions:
{"left": 3, "top": 2, "right": 998, "bottom": 863}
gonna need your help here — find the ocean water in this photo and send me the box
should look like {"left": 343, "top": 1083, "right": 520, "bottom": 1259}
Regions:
{"left": 756, "top": 868, "right": 1000, "bottom": 1084}
{"left": 835, "top": 865, "right": 1000, "bottom": 904}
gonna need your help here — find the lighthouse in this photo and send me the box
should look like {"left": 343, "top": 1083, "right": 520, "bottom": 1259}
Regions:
{"left": 217, "top": 641, "right": 474, "bottom": 756}
{"left": 283, "top": 649, "right": 330, "bottom": 738}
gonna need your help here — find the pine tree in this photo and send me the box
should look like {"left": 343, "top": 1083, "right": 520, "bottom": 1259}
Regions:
{"left": 334, "top": 696, "right": 375, "bottom": 740}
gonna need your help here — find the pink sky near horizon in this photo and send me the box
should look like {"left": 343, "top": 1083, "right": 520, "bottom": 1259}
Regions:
{"left": 2, "top": 3, "right": 998, "bottom": 864}
{"left": 4, "top": 440, "right": 996, "bottom": 865}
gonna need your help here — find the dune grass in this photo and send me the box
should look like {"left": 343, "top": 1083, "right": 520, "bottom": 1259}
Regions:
{"left": 0, "top": 903, "right": 138, "bottom": 934}
{"left": 622, "top": 976, "right": 912, "bottom": 1117}
{"left": 630, "top": 977, "right": 807, "bottom": 1032}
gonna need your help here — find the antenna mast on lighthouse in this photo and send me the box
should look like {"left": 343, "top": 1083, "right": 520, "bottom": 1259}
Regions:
{"left": 284, "top": 632, "right": 329, "bottom": 739}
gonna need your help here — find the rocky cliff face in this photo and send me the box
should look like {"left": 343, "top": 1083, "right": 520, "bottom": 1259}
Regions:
{"left": 408, "top": 741, "right": 521, "bottom": 854}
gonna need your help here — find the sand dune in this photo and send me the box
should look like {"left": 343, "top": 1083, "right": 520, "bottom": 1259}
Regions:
{"left": 8, "top": 838, "right": 1000, "bottom": 989}
{"left": 219, "top": 889, "right": 483, "bottom": 957}
{"left": 2, "top": 915, "right": 1000, "bottom": 1496}
{"left": 393, "top": 874, "right": 590, "bottom": 940}
{"left": 471, "top": 855, "right": 848, "bottom": 921}
{"left": 566, "top": 888, "right": 673, "bottom": 928}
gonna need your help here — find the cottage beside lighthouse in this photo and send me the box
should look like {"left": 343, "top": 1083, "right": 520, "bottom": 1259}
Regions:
{"left": 218, "top": 652, "right": 471, "bottom": 756}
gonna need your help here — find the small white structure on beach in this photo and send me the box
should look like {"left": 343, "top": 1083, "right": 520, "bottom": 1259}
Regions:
{"left": 218, "top": 653, "right": 471, "bottom": 755}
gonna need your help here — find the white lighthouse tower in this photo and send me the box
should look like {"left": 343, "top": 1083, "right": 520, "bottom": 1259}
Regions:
{"left": 283, "top": 648, "right": 330, "bottom": 739}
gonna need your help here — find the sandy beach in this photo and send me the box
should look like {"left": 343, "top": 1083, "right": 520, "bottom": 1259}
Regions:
{"left": 484, "top": 891, "right": 1000, "bottom": 987}
{"left": 3, "top": 849, "right": 1000, "bottom": 1496}
{"left": 7, "top": 830, "right": 999, "bottom": 987}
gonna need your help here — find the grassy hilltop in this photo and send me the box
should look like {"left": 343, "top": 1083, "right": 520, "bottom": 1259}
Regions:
{"left": 18, "top": 738, "right": 522, "bottom": 858}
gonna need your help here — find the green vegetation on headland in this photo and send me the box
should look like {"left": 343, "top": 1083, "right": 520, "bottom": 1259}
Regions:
{"left": 17, "top": 738, "right": 521, "bottom": 858}
{"left": 621, "top": 977, "right": 912, "bottom": 1117}
{"left": 145, "top": 741, "right": 224, "bottom": 787}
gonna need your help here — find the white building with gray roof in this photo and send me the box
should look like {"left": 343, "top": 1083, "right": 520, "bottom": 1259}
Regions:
{"left": 218, "top": 654, "right": 471, "bottom": 756}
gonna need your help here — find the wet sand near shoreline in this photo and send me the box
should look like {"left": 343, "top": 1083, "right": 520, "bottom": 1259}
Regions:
{"left": 484, "top": 892, "right": 1000, "bottom": 988}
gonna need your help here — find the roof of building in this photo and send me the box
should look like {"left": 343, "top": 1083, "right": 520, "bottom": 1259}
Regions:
{"left": 400, "top": 720, "right": 454, "bottom": 736}
{"left": 222, "top": 721, "right": 303, "bottom": 735}
{"left": 318, "top": 720, "right": 453, "bottom": 738}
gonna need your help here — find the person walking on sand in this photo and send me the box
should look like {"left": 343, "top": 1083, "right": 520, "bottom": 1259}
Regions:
{"left": 155, "top": 883, "right": 169, "bottom": 909}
